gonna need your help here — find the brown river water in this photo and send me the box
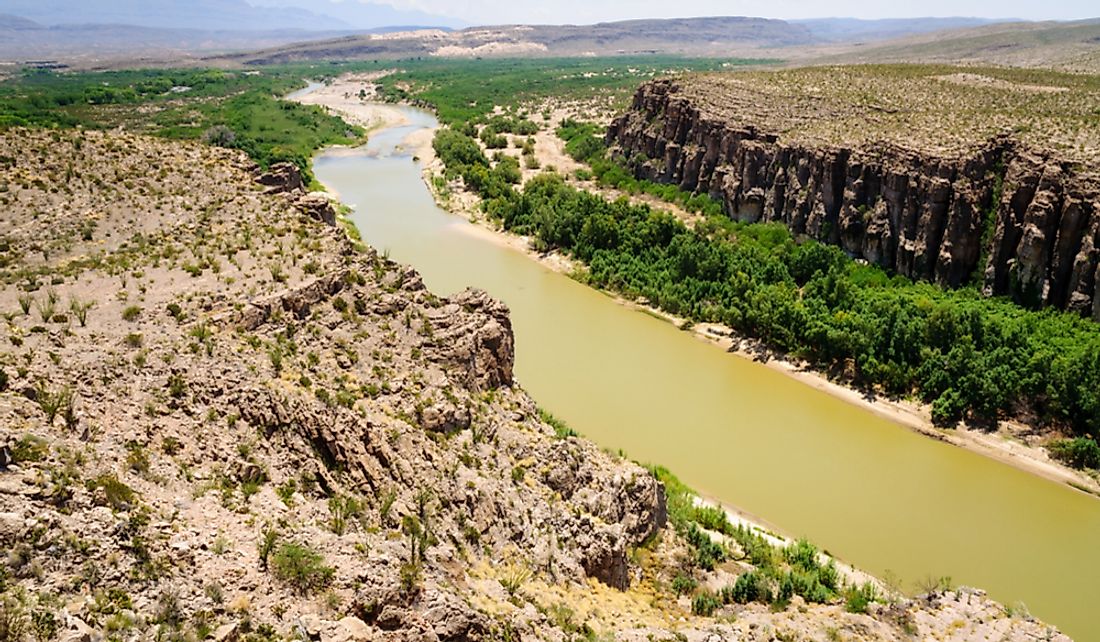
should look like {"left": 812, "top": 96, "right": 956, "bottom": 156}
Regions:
{"left": 313, "top": 106, "right": 1099, "bottom": 640}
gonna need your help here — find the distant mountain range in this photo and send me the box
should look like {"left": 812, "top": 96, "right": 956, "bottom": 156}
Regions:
{"left": 1, "top": 7, "right": 1096, "bottom": 72}
{"left": 0, "top": 0, "right": 464, "bottom": 32}
{"left": 219, "top": 15, "right": 1028, "bottom": 65}
{"left": 792, "top": 17, "right": 1006, "bottom": 42}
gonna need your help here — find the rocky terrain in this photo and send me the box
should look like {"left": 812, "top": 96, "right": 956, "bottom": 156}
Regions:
{"left": 0, "top": 128, "right": 1070, "bottom": 641}
{"left": 607, "top": 66, "right": 1100, "bottom": 318}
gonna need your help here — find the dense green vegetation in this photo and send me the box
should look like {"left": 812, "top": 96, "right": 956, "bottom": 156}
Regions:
{"left": 375, "top": 57, "right": 771, "bottom": 126}
{"left": 434, "top": 126, "right": 1100, "bottom": 453}
{"left": 0, "top": 66, "right": 360, "bottom": 182}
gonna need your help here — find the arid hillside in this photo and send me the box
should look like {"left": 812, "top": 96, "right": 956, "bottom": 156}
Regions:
{"left": 821, "top": 19, "right": 1100, "bottom": 74}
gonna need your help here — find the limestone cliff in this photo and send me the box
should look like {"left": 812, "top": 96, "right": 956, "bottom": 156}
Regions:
{"left": 607, "top": 78, "right": 1100, "bottom": 319}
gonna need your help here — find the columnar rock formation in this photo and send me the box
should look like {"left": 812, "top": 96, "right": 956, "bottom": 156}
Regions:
{"left": 608, "top": 79, "right": 1100, "bottom": 319}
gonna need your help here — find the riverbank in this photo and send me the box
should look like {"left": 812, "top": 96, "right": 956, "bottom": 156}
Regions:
{"left": 292, "top": 76, "right": 1100, "bottom": 501}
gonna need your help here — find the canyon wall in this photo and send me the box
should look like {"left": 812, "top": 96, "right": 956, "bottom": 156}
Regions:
{"left": 607, "top": 79, "right": 1100, "bottom": 319}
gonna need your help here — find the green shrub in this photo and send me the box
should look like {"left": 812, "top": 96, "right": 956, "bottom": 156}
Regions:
{"left": 693, "top": 505, "right": 731, "bottom": 534}
{"left": 125, "top": 441, "right": 150, "bottom": 474}
{"left": 69, "top": 297, "right": 93, "bottom": 327}
{"left": 121, "top": 306, "right": 142, "bottom": 322}
{"left": 691, "top": 590, "right": 721, "bottom": 616}
{"left": 1048, "top": 437, "right": 1100, "bottom": 469}
{"left": 269, "top": 542, "right": 334, "bottom": 594}
{"left": 784, "top": 538, "right": 820, "bottom": 571}
{"left": 670, "top": 573, "right": 697, "bottom": 596}
{"left": 844, "top": 582, "right": 877, "bottom": 613}
{"left": 0, "top": 595, "right": 28, "bottom": 642}
{"left": 167, "top": 373, "right": 187, "bottom": 399}
{"left": 328, "top": 494, "right": 365, "bottom": 535}
{"left": 729, "top": 570, "right": 772, "bottom": 604}
{"left": 88, "top": 474, "right": 137, "bottom": 511}
{"left": 257, "top": 525, "right": 279, "bottom": 570}
{"left": 685, "top": 523, "right": 726, "bottom": 571}
{"left": 12, "top": 434, "right": 49, "bottom": 464}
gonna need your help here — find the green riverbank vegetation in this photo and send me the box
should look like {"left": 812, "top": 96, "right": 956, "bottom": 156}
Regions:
{"left": 372, "top": 57, "right": 772, "bottom": 126}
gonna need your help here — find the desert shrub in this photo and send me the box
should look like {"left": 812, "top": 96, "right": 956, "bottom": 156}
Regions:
{"left": 844, "top": 582, "right": 878, "bottom": 613}
{"left": 69, "top": 297, "right": 93, "bottom": 327}
{"left": 167, "top": 373, "right": 187, "bottom": 399}
{"left": 12, "top": 434, "right": 48, "bottom": 464}
{"left": 685, "top": 523, "right": 726, "bottom": 571}
{"left": 257, "top": 525, "right": 279, "bottom": 570}
{"left": 670, "top": 573, "right": 697, "bottom": 596}
{"left": 270, "top": 542, "right": 334, "bottom": 594}
{"left": 691, "top": 590, "right": 721, "bottom": 616}
{"left": 327, "top": 494, "right": 365, "bottom": 535}
{"left": 729, "top": 570, "right": 772, "bottom": 604}
{"left": 0, "top": 595, "right": 28, "bottom": 642}
{"left": 88, "top": 474, "right": 136, "bottom": 511}
{"left": 539, "top": 407, "right": 577, "bottom": 439}
{"left": 202, "top": 125, "right": 236, "bottom": 147}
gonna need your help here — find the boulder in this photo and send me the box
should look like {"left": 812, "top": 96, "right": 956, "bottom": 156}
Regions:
{"left": 256, "top": 162, "right": 304, "bottom": 194}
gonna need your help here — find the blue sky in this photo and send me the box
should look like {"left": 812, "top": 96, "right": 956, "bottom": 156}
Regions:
{"left": 361, "top": 0, "right": 1097, "bottom": 24}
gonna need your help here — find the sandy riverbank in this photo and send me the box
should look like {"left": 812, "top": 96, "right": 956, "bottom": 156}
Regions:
{"left": 289, "top": 74, "right": 434, "bottom": 163}
{"left": 293, "top": 75, "right": 1100, "bottom": 500}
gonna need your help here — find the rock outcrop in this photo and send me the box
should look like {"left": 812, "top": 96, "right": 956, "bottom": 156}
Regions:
{"left": 607, "top": 79, "right": 1100, "bottom": 319}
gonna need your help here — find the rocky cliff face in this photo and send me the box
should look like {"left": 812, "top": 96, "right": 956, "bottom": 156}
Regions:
{"left": 607, "top": 79, "right": 1100, "bottom": 319}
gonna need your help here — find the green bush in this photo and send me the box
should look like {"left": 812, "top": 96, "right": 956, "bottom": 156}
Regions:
{"left": 844, "top": 582, "right": 877, "bottom": 613}
{"left": 670, "top": 573, "right": 697, "bottom": 596}
{"left": 12, "top": 434, "right": 49, "bottom": 464}
{"left": 88, "top": 474, "right": 137, "bottom": 511}
{"left": 1048, "top": 437, "right": 1100, "bottom": 469}
{"left": 539, "top": 407, "right": 577, "bottom": 439}
{"left": 685, "top": 523, "right": 726, "bottom": 571}
{"left": 691, "top": 590, "right": 721, "bottom": 616}
{"left": 270, "top": 542, "right": 334, "bottom": 594}
{"left": 729, "top": 570, "right": 772, "bottom": 604}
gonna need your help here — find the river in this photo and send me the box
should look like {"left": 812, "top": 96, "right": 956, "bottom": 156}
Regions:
{"left": 312, "top": 105, "right": 1098, "bottom": 640}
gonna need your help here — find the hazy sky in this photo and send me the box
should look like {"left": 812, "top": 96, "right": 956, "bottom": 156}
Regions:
{"left": 361, "top": 0, "right": 1097, "bottom": 24}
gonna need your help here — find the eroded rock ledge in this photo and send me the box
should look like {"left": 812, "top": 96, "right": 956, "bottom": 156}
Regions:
{"left": 608, "top": 79, "right": 1100, "bottom": 319}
